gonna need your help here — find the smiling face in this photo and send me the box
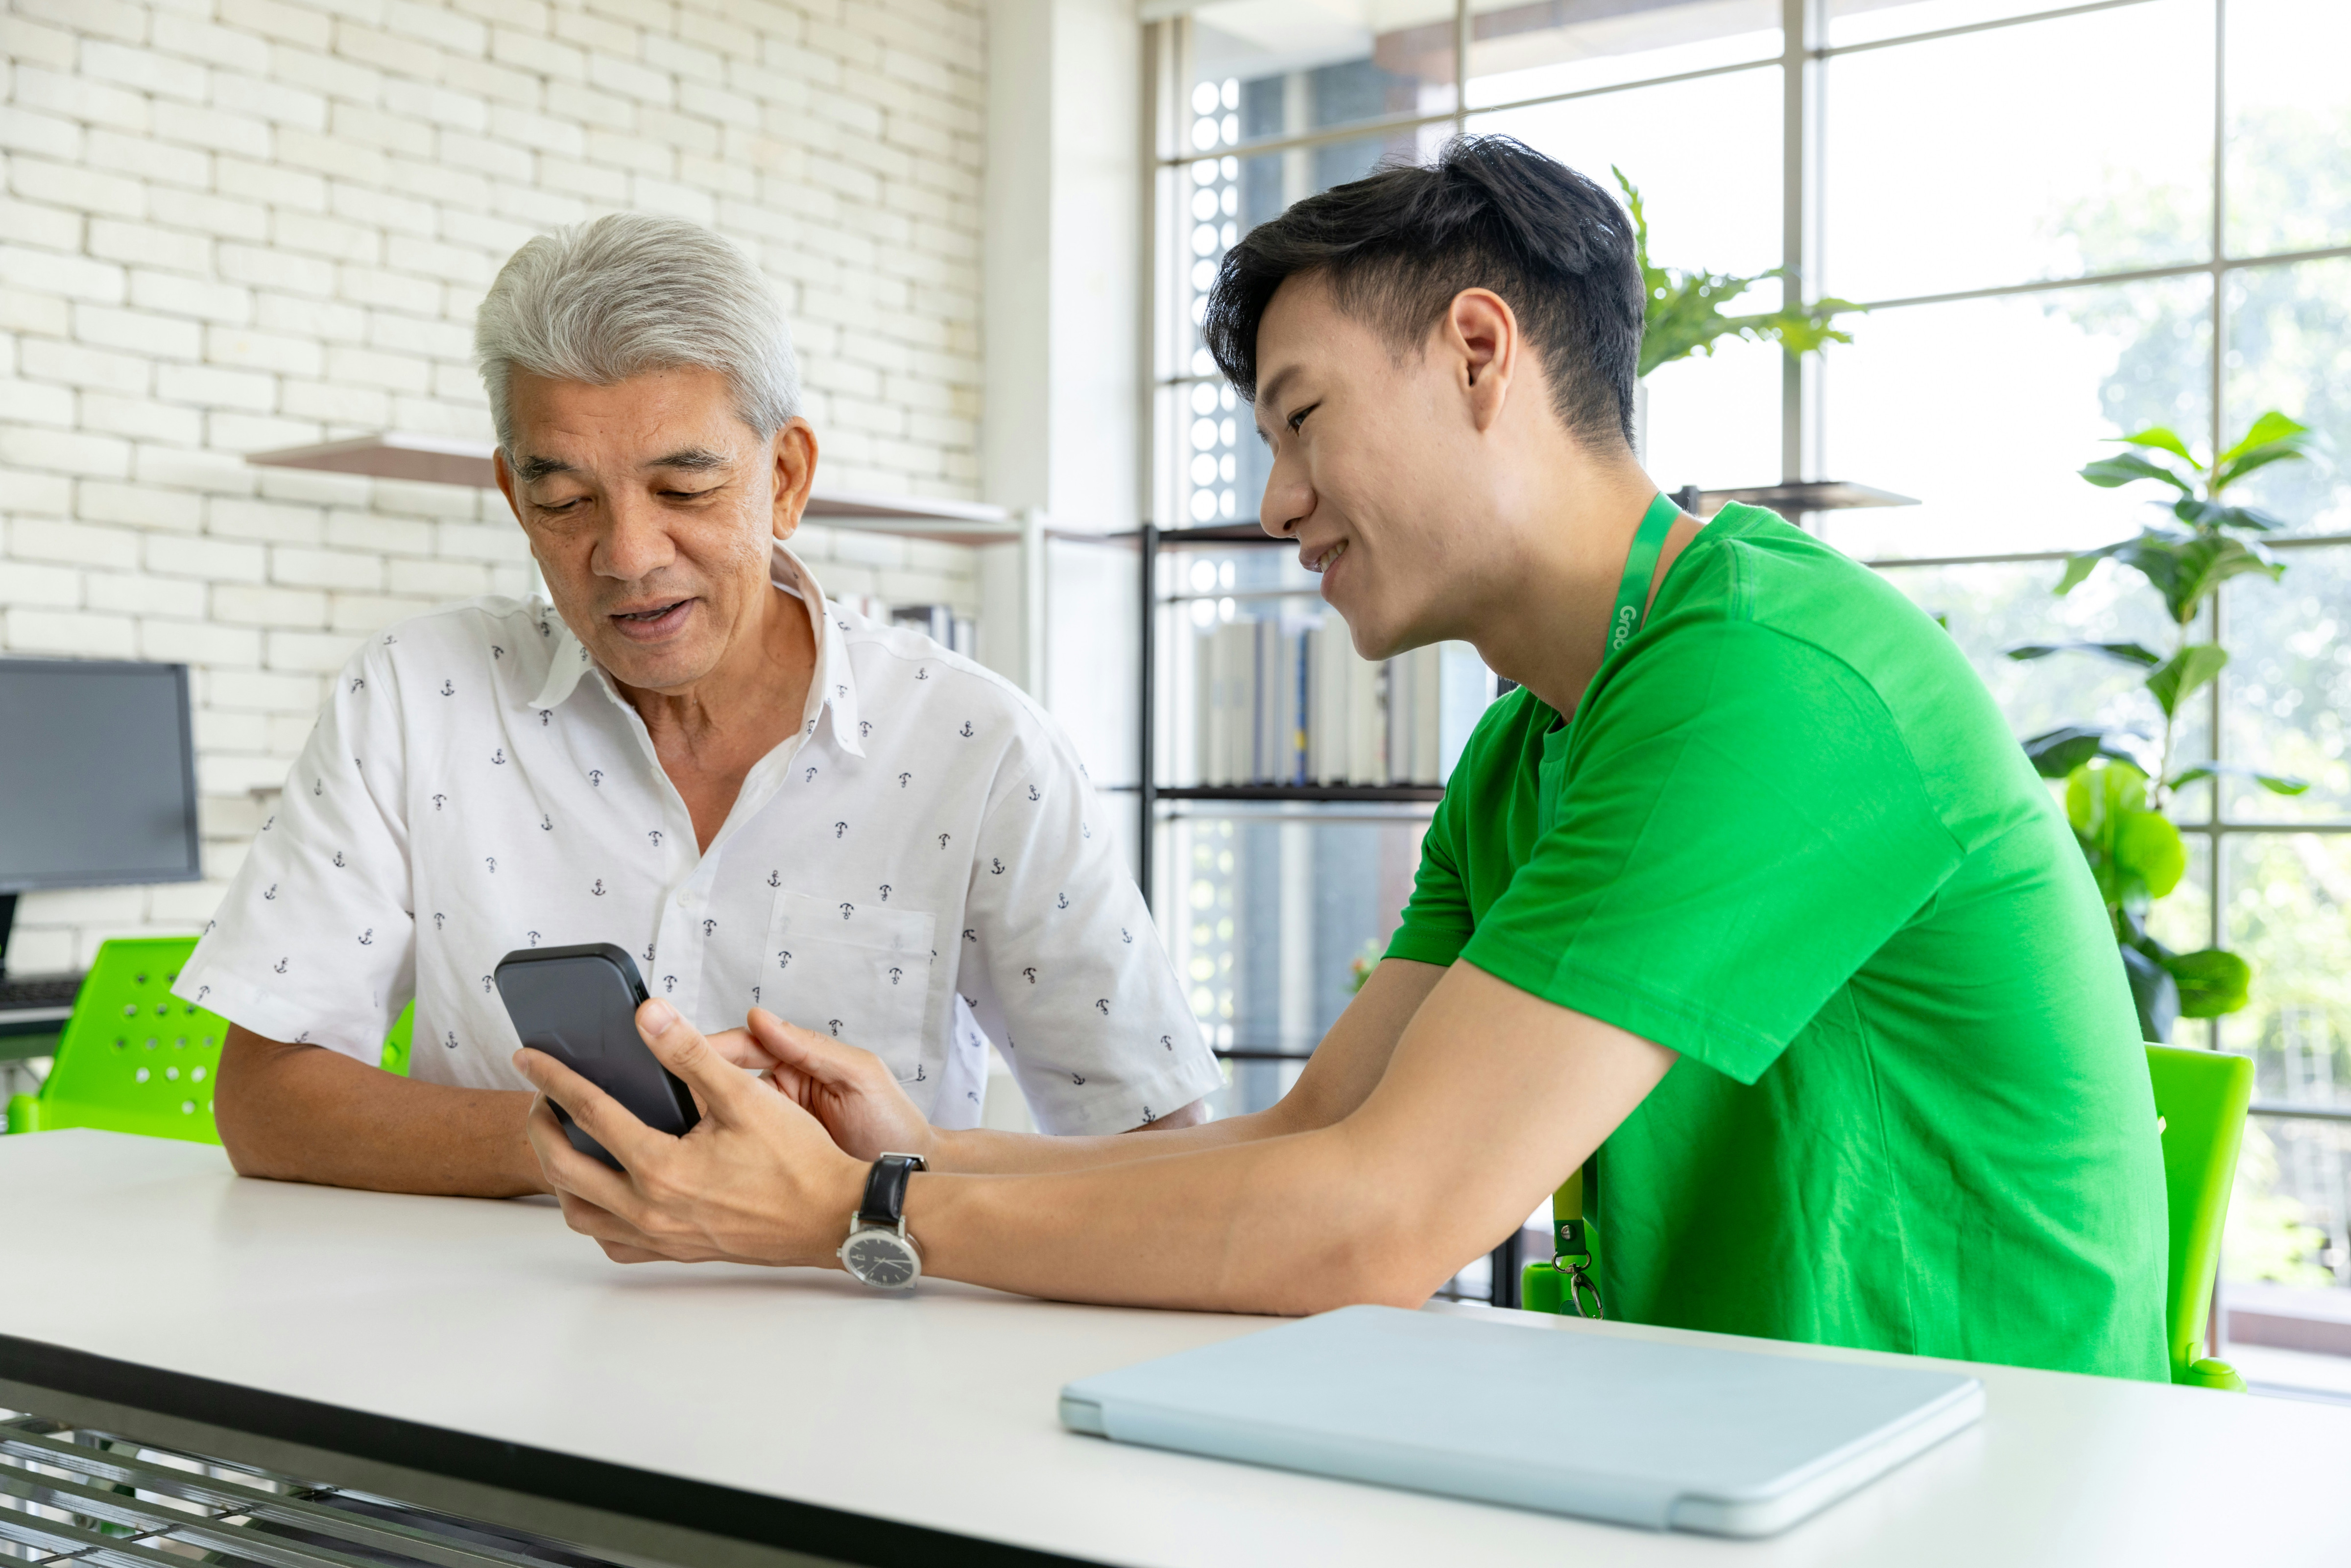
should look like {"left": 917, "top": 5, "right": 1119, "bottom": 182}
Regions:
{"left": 1251, "top": 274, "right": 1503, "bottom": 661}
{"left": 495, "top": 365, "right": 816, "bottom": 694}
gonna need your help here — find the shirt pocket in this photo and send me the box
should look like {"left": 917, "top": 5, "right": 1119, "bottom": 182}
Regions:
{"left": 762, "top": 890, "right": 937, "bottom": 1076}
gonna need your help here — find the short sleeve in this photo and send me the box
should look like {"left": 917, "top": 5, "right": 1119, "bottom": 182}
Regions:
{"left": 1461, "top": 620, "right": 1962, "bottom": 1085}
{"left": 1385, "top": 793, "right": 1474, "bottom": 969}
{"left": 174, "top": 644, "right": 416, "bottom": 1062}
{"left": 959, "top": 717, "right": 1223, "bottom": 1135}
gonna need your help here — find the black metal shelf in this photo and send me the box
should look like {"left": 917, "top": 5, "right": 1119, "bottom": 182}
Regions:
{"left": 1157, "top": 784, "right": 1445, "bottom": 804}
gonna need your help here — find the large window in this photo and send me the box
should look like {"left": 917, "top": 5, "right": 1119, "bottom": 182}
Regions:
{"left": 1149, "top": 0, "right": 2351, "bottom": 1370}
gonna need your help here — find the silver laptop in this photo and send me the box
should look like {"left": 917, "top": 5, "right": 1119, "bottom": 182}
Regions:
{"left": 1060, "top": 1304, "right": 1982, "bottom": 1537}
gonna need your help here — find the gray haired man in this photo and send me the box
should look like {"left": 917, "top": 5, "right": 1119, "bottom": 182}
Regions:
{"left": 183, "top": 214, "right": 1220, "bottom": 1195}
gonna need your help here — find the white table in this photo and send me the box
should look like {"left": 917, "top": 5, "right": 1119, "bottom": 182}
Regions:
{"left": 1, "top": 1130, "right": 2346, "bottom": 1567}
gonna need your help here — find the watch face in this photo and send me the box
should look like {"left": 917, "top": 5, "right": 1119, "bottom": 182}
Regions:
{"left": 843, "top": 1229, "right": 919, "bottom": 1288}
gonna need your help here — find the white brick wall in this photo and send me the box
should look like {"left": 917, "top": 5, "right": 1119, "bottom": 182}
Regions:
{"left": 1, "top": 0, "right": 988, "bottom": 974}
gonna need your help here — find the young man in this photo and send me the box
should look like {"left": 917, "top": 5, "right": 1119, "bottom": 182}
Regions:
{"left": 512, "top": 141, "right": 2169, "bottom": 1381}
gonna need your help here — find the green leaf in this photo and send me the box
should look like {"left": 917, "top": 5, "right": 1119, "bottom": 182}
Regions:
{"left": 2112, "top": 530, "right": 2280, "bottom": 624}
{"left": 2113, "top": 426, "right": 2201, "bottom": 467}
{"left": 2163, "top": 947, "right": 2252, "bottom": 1018}
{"left": 2081, "top": 452, "right": 2195, "bottom": 494}
{"left": 2172, "top": 499, "right": 2288, "bottom": 533}
{"left": 2145, "top": 642, "right": 2229, "bottom": 718}
{"left": 2214, "top": 410, "right": 2309, "bottom": 468}
{"left": 2004, "top": 641, "right": 2162, "bottom": 667}
{"left": 2053, "top": 544, "right": 2122, "bottom": 597}
{"left": 2120, "top": 944, "right": 2181, "bottom": 1043}
{"left": 2025, "top": 726, "right": 2141, "bottom": 780}
{"left": 2113, "top": 808, "right": 2186, "bottom": 899}
{"left": 2166, "top": 760, "right": 2310, "bottom": 796}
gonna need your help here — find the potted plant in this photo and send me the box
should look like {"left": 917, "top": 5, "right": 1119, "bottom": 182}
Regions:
{"left": 1614, "top": 167, "right": 1860, "bottom": 455}
{"left": 2009, "top": 411, "right": 2325, "bottom": 1040}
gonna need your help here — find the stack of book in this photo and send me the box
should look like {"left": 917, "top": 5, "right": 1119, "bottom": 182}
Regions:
{"left": 1195, "top": 618, "right": 1445, "bottom": 786}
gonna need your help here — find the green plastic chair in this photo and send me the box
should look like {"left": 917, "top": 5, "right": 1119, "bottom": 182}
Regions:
{"left": 2146, "top": 1042, "right": 2253, "bottom": 1391}
{"left": 5, "top": 936, "right": 414, "bottom": 1143}
{"left": 1521, "top": 1045, "right": 2253, "bottom": 1391}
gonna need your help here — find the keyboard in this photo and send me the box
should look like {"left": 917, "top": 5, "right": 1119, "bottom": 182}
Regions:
{"left": 0, "top": 974, "right": 84, "bottom": 1009}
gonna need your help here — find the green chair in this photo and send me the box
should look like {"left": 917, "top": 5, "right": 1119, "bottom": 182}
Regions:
{"left": 6, "top": 936, "right": 415, "bottom": 1143}
{"left": 1520, "top": 1045, "right": 2254, "bottom": 1392}
{"left": 2146, "top": 1042, "right": 2253, "bottom": 1392}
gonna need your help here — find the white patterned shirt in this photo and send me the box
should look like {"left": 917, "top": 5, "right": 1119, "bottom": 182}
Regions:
{"left": 176, "top": 543, "right": 1222, "bottom": 1134}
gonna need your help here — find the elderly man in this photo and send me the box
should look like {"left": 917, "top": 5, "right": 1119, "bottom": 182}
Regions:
{"left": 181, "top": 213, "right": 1219, "bottom": 1195}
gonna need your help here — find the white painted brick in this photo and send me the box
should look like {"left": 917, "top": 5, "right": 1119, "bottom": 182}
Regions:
{"left": 0, "top": 193, "right": 84, "bottom": 255}
{"left": 0, "top": 560, "right": 82, "bottom": 608}
{"left": 90, "top": 220, "right": 213, "bottom": 275}
{"left": 0, "top": 471, "right": 76, "bottom": 518}
{"left": 207, "top": 322, "right": 325, "bottom": 377}
{"left": 158, "top": 362, "right": 277, "bottom": 413}
{"left": 215, "top": 155, "right": 328, "bottom": 213}
{"left": 82, "top": 392, "right": 207, "bottom": 446}
{"left": 86, "top": 569, "right": 207, "bottom": 618}
{"left": 78, "top": 42, "right": 206, "bottom": 105}
{"left": 147, "top": 188, "right": 271, "bottom": 243}
{"left": 218, "top": 0, "right": 334, "bottom": 51}
{"left": 81, "top": 128, "right": 210, "bottom": 192}
{"left": 437, "top": 522, "right": 529, "bottom": 563}
{"left": 0, "top": 426, "right": 131, "bottom": 478}
{"left": 206, "top": 667, "right": 320, "bottom": 712}
{"left": 209, "top": 73, "right": 329, "bottom": 133}
{"left": 78, "top": 481, "right": 203, "bottom": 531}
{"left": 11, "top": 66, "right": 150, "bottom": 134}
{"left": 337, "top": 266, "right": 440, "bottom": 315}
{"left": 153, "top": 101, "right": 276, "bottom": 159}
{"left": 213, "top": 582, "right": 328, "bottom": 626}
{"left": 0, "top": 379, "right": 75, "bottom": 427}
{"left": 0, "top": 16, "right": 80, "bottom": 71}
{"left": 144, "top": 617, "right": 264, "bottom": 666}
{"left": 147, "top": 533, "right": 266, "bottom": 583}
{"left": 267, "top": 627, "right": 364, "bottom": 672}
{"left": 0, "top": 244, "right": 125, "bottom": 305}
{"left": 282, "top": 379, "right": 391, "bottom": 426}
{"left": 211, "top": 497, "right": 324, "bottom": 545}
{"left": 153, "top": 13, "right": 274, "bottom": 74}
{"left": 328, "top": 592, "right": 437, "bottom": 633}
{"left": 272, "top": 545, "right": 382, "bottom": 591}
{"left": 493, "top": 28, "right": 587, "bottom": 82}
{"left": 328, "top": 508, "right": 435, "bottom": 557}
{"left": 253, "top": 292, "right": 366, "bottom": 344}
{"left": 6, "top": 607, "right": 137, "bottom": 658}
{"left": 132, "top": 271, "right": 254, "bottom": 326}
{"left": 388, "top": 556, "right": 491, "bottom": 598}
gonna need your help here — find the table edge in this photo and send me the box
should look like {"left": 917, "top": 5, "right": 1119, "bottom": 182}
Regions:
{"left": 0, "top": 1331, "right": 1104, "bottom": 1568}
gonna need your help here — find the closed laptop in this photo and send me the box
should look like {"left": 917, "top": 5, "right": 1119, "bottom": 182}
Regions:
{"left": 1059, "top": 1304, "right": 1983, "bottom": 1537}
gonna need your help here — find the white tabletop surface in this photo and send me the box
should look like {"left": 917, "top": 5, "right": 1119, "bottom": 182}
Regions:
{"left": 1, "top": 1130, "right": 2347, "bottom": 1567}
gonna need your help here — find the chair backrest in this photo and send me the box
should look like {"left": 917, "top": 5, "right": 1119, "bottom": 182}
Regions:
{"left": 2145, "top": 1043, "right": 2254, "bottom": 1383}
{"left": 7, "top": 938, "right": 418, "bottom": 1140}
{"left": 18, "top": 936, "right": 225, "bottom": 1142}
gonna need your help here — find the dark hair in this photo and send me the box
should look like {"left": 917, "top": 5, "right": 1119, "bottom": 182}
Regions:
{"left": 1202, "top": 135, "right": 1643, "bottom": 447}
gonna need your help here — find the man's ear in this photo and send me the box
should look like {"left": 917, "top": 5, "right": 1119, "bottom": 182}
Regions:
{"left": 770, "top": 418, "right": 819, "bottom": 542}
{"left": 492, "top": 446, "right": 524, "bottom": 525}
{"left": 1444, "top": 288, "right": 1520, "bottom": 434}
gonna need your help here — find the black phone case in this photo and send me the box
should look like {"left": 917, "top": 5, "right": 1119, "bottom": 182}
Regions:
{"left": 493, "top": 943, "right": 701, "bottom": 1172}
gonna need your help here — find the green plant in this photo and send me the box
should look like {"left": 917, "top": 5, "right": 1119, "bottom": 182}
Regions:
{"left": 1614, "top": 168, "right": 1861, "bottom": 378}
{"left": 2010, "top": 411, "right": 2326, "bottom": 1040}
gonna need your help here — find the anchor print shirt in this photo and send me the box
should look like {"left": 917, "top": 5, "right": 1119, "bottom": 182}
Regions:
{"left": 175, "top": 542, "right": 1223, "bottom": 1135}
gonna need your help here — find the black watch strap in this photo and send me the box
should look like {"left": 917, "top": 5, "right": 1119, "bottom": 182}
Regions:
{"left": 857, "top": 1153, "right": 926, "bottom": 1226}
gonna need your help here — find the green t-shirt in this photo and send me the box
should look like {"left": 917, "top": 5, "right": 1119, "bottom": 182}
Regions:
{"left": 1389, "top": 504, "right": 2168, "bottom": 1381}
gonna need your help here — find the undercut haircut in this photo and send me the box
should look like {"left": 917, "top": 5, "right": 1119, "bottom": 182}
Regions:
{"left": 474, "top": 212, "right": 802, "bottom": 452}
{"left": 1202, "top": 135, "right": 1643, "bottom": 448}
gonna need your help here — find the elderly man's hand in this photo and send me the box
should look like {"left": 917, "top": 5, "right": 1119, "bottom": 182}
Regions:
{"left": 514, "top": 999, "right": 866, "bottom": 1268}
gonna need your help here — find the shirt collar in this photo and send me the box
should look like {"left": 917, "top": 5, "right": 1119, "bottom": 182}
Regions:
{"left": 528, "top": 542, "right": 864, "bottom": 758}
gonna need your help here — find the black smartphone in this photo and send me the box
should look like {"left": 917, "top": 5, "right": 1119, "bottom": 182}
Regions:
{"left": 494, "top": 943, "right": 700, "bottom": 1172}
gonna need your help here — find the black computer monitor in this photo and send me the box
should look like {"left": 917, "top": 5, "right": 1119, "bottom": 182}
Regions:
{"left": 0, "top": 657, "right": 202, "bottom": 975}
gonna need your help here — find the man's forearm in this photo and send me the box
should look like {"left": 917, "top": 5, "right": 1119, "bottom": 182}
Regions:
{"left": 216, "top": 1028, "right": 548, "bottom": 1197}
{"left": 931, "top": 1101, "right": 1294, "bottom": 1176}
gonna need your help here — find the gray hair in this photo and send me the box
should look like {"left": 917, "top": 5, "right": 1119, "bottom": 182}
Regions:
{"left": 473, "top": 212, "right": 801, "bottom": 451}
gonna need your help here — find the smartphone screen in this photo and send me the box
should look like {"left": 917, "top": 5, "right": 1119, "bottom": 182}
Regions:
{"left": 495, "top": 943, "right": 700, "bottom": 1171}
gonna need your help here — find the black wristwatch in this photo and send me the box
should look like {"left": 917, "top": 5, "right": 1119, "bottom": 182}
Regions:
{"left": 838, "top": 1153, "right": 926, "bottom": 1289}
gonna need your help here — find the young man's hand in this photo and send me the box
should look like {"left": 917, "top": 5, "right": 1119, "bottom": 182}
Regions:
{"left": 702, "top": 1007, "right": 939, "bottom": 1164}
{"left": 514, "top": 998, "right": 866, "bottom": 1268}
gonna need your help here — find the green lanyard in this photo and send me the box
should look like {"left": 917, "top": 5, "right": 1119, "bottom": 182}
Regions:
{"left": 1550, "top": 492, "right": 1681, "bottom": 1320}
